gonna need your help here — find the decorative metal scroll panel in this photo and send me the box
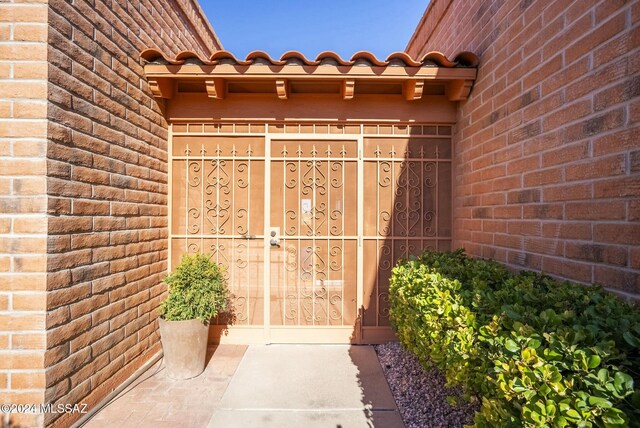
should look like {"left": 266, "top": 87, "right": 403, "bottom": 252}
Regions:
{"left": 362, "top": 137, "right": 452, "bottom": 327}
{"left": 170, "top": 126, "right": 453, "bottom": 337}
{"left": 170, "top": 138, "right": 265, "bottom": 325}
{"left": 269, "top": 141, "right": 358, "bottom": 327}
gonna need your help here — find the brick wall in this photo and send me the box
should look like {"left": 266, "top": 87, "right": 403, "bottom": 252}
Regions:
{"left": 0, "top": 1, "right": 49, "bottom": 426}
{"left": 407, "top": 0, "right": 640, "bottom": 297}
{"left": 2, "top": 1, "right": 221, "bottom": 426}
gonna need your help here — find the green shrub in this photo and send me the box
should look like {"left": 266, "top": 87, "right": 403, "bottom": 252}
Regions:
{"left": 389, "top": 249, "right": 640, "bottom": 427}
{"left": 159, "top": 253, "right": 229, "bottom": 322}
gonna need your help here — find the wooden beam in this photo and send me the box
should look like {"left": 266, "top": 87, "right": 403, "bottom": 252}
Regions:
{"left": 342, "top": 79, "right": 355, "bottom": 100}
{"left": 147, "top": 78, "right": 175, "bottom": 99}
{"left": 205, "top": 78, "right": 225, "bottom": 99}
{"left": 276, "top": 79, "right": 288, "bottom": 99}
{"left": 447, "top": 79, "right": 473, "bottom": 101}
{"left": 404, "top": 79, "right": 424, "bottom": 101}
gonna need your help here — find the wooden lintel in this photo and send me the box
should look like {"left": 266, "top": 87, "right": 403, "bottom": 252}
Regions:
{"left": 404, "top": 79, "right": 425, "bottom": 101}
{"left": 205, "top": 78, "right": 225, "bottom": 99}
{"left": 342, "top": 79, "right": 355, "bottom": 100}
{"left": 276, "top": 79, "right": 288, "bottom": 99}
{"left": 447, "top": 79, "right": 473, "bottom": 101}
{"left": 147, "top": 77, "right": 175, "bottom": 99}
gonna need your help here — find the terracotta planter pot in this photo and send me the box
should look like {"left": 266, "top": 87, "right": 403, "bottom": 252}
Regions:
{"left": 158, "top": 318, "right": 209, "bottom": 379}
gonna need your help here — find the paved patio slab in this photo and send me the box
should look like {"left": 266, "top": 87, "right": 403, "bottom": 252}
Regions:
{"left": 208, "top": 345, "right": 404, "bottom": 428}
{"left": 84, "top": 345, "right": 247, "bottom": 428}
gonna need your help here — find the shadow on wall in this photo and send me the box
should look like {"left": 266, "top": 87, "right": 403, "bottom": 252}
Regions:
{"left": 360, "top": 133, "right": 452, "bottom": 339}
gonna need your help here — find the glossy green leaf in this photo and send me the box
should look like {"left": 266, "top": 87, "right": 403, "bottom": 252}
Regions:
{"left": 505, "top": 339, "right": 519, "bottom": 352}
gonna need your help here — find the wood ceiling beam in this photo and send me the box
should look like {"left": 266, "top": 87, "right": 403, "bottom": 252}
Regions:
{"left": 404, "top": 79, "right": 425, "bottom": 101}
{"left": 147, "top": 77, "right": 175, "bottom": 99}
{"left": 447, "top": 79, "right": 474, "bottom": 101}
{"left": 205, "top": 78, "right": 225, "bottom": 99}
{"left": 276, "top": 79, "right": 288, "bottom": 99}
{"left": 342, "top": 79, "right": 355, "bottom": 100}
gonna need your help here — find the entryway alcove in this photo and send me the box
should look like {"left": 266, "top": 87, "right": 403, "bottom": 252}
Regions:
{"left": 141, "top": 49, "right": 478, "bottom": 344}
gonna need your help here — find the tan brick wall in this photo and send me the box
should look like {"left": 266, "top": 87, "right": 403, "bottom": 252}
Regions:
{"left": 45, "top": 1, "right": 220, "bottom": 426}
{"left": 2, "top": 0, "right": 220, "bottom": 426}
{"left": 0, "top": 0, "right": 49, "bottom": 426}
{"left": 408, "top": 0, "right": 640, "bottom": 297}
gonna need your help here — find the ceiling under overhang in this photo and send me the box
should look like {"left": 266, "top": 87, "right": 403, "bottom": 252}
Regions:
{"left": 140, "top": 49, "right": 479, "bottom": 102}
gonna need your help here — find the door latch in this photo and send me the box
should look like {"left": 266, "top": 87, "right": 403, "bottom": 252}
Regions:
{"left": 269, "top": 228, "right": 280, "bottom": 247}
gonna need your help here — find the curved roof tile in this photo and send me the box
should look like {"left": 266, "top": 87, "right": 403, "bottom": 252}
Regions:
{"left": 280, "top": 50, "right": 318, "bottom": 65}
{"left": 350, "top": 51, "right": 387, "bottom": 67}
{"left": 314, "top": 51, "right": 351, "bottom": 66}
{"left": 384, "top": 52, "right": 422, "bottom": 67}
{"left": 420, "top": 51, "right": 456, "bottom": 67}
{"left": 454, "top": 51, "right": 480, "bottom": 67}
{"left": 140, "top": 49, "right": 479, "bottom": 68}
{"left": 245, "top": 50, "right": 287, "bottom": 66}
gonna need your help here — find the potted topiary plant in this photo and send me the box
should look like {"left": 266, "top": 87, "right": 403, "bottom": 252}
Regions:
{"left": 158, "top": 253, "right": 229, "bottom": 379}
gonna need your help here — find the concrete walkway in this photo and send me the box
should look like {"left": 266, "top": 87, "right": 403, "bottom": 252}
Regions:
{"left": 85, "top": 344, "right": 404, "bottom": 428}
{"left": 208, "top": 345, "right": 404, "bottom": 428}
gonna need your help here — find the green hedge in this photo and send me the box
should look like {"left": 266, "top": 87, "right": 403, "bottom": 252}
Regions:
{"left": 389, "top": 249, "right": 640, "bottom": 427}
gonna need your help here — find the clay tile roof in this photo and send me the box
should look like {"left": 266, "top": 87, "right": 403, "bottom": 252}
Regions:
{"left": 140, "top": 49, "right": 479, "bottom": 68}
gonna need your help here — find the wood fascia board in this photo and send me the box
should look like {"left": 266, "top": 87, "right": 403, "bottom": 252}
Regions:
{"left": 143, "top": 64, "right": 477, "bottom": 80}
{"left": 205, "top": 78, "right": 225, "bottom": 99}
{"left": 147, "top": 77, "right": 175, "bottom": 99}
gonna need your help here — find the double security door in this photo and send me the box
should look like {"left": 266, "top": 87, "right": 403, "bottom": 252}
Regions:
{"left": 170, "top": 123, "right": 452, "bottom": 343}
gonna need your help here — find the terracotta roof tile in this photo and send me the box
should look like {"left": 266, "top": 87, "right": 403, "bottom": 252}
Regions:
{"left": 140, "top": 48, "right": 479, "bottom": 68}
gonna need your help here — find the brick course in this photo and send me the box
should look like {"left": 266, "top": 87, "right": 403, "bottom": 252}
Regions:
{"left": 0, "top": 0, "right": 49, "bottom": 426}
{"left": 1, "top": 0, "right": 220, "bottom": 426}
{"left": 408, "top": 0, "right": 640, "bottom": 297}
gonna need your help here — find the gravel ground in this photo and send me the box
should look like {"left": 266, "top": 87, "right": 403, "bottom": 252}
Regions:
{"left": 375, "top": 342, "right": 479, "bottom": 428}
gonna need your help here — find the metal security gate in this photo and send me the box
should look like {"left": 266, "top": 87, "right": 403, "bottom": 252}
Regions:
{"left": 169, "top": 122, "right": 452, "bottom": 344}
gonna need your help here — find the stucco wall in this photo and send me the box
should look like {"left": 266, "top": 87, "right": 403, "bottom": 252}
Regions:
{"left": 1, "top": 1, "right": 221, "bottom": 426}
{"left": 408, "top": 0, "right": 640, "bottom": 297}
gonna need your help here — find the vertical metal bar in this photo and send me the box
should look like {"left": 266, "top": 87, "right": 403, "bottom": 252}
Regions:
{"left": 201, "top": 143, "right": 205, "bottom": 254}
{"left": 326, "top": 147, "right": 330, "bottom": 325}
{"left": 341, "top": 146, "right": 345, "bottom": 326}
{"left": 215, "top": 143, "right": 220, "bottom": 265}
{"left": 168, "top": 124, "right": 174, "bottom": 273}
{"left": 375, "top": 146, "right": 380, "bottom": 327}
{"left": 312, "top": 145, "right": 316, "bottom": 326}
{"left": 283, "top": 145, "right": 287, "bottom": 326}
{"left": 297, "top": 145, "right": 301, "bottom": 326}
{"left": 436, "top": 146, "right": 440, "bottom": 251}
{"left": 405, "top": 145, "right": 409, "bottom": 259}
{"left": 421, "top": 145, "right": 424, "bottom": 242}
{"left": 247, "top": 144, "right": 252, "bottom": 325}
{"left": 389, "top": 145, "right": 396, "bottom": 328}
{"left": 356, "top": 129, "right": 364, "bottom": 339}
{"left": 231, "top": 145, "right": 236, "bottom": 297}
{"left": 263, "top": 135, "right": 271, "bottom": 342}
{"left": 185, "top": 143, "right": 189, "bottom": 251}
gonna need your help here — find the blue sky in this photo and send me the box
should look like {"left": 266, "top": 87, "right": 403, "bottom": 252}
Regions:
{"left": 200, "top": 1, "right": 429, "bottom": 60}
